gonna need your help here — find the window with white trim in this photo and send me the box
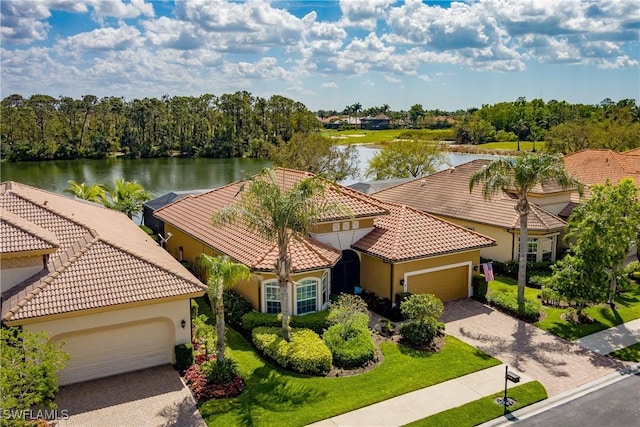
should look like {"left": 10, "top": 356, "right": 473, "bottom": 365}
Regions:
{"left": 322, "top": 271, "right": 329, "bottom": 309}
{"left": 264, "top": 281, "right": 280, "bottom": 314}
{"left": 542, "top": 236, "right": 555, "bottom": 262}
{"left": 296, "top": 278, "right": 318, "bottom": 315}
{"left": 526, "top": 238, "right": 538, "bottom": 263}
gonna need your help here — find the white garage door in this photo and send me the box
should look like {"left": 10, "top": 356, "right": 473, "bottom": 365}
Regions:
{"left": 57, "top": 320, "right": 172, "bottom": 386}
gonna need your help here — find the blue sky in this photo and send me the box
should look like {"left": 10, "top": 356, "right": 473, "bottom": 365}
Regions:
{"left": 1, "top": 0, "right": 638, "bottom": 112}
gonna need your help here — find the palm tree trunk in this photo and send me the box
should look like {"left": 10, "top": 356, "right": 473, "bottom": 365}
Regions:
{"left": 276, "top": 240, "right": 292, "bottom": 341}
{"left": 517, "top": 209, "right": 529, "bottom": 311}
{"left": 215, "top": 282, "right": 226, "bottom": 362}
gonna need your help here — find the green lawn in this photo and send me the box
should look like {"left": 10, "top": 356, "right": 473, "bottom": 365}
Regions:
{"left": 405, "top": 381, "right": 547, "bottom": 427}
{"left": 608, "top": 342, "right": 640, "bottom": 362}
{"left": 321, "top": 129, "right": 455, "bottom": 145}
{"left": 488, "top": 278, "right": 640, "bottom": 341}
{"left": 194, "top": 300, "right": 500, "bottom": 427}
{"left": 477, "top": 141, "right": 546, "bottom": 151}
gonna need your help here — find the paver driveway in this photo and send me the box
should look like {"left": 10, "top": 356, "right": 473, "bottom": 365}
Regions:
{"left": 54, "top": 365, "right": 205, "bottom": 427}
{"left": 442, "top": 299, "right": 626, "bottom": 397}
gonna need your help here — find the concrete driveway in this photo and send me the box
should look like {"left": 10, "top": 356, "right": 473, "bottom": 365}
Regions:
{"left": 54, "top": 365, "right": 205, "bottom": 427}
{"left": 442, "top": 299, "right": 627, "bottom": 397}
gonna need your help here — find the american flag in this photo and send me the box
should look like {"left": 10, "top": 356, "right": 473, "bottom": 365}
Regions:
{"left": 482, "top": 262, "right": 495, "bottom": 282}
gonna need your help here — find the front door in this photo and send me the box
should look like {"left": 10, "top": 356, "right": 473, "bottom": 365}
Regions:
{"left": 331, "top": 250, "right": 360, "bottom": 295}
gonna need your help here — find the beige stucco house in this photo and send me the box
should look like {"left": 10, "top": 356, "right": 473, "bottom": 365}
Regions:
{"left": 372, "top": 159, "right": 572, "bottom": 264}
{"left": 1, "top": 182, "right": 206, "bottom": 385}
{"left": 154, "top": 168, "right": 495, "bottom": 312}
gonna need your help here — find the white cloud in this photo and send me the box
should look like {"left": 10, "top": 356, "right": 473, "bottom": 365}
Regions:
{"left": 56, "top": 24, "right": 142, "bottom": 54}
{"left": 321, "top": 81, "right": 337, "bottom": 88}
{"left": 88, "top": 0, "right": 154, "bottom": 20}
{"left": 339, "top": 0, "right": 394, "bottom": 30}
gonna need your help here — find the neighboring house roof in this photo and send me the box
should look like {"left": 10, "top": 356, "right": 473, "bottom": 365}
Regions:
{"left": 144, "top": 189, "right": 209, "bottom": 211}
{"left": 1, "top": 182, "right": 206, "bottom": 323}
{"left": 348, "top": 178, "right": 414, "bottom": 195}
{"left": 352, "top": 201, "right": 495, "bottom": 262}
{"left": 1, "top": 209, "right": 60, "bottom": 254}
{"left": 372, "top": 160, "right": 567, "bottom": 231}
{"left": 563, "top": 149, "right": 640, "bottom": 186}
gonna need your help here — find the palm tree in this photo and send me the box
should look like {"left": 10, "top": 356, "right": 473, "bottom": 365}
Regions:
{"left": 195, "top": 255, "right": 251, "bottom": 362}
{"left": 105, "top": 178, "right": 152, "bottom": 221}
{"left": 64, "top": 180, "right": 106, "bottom": 203}
{"left": 212, "top": 169, "right": 347, "bottom": 341}
{"left": 469, "top": 153, "right": 582, "bottom": 309}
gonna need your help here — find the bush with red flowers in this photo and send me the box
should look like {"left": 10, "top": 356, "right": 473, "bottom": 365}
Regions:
{"left": 184, "top": 358, "right": 245, "bottom": 401}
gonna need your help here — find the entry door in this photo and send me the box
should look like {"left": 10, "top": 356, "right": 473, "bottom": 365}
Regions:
{"left": 331, "top": 250, "right": 360, "bottom": 295}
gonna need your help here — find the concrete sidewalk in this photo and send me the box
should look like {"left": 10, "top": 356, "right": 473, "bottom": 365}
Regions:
{"left": 307, "top": 364, "right": 533, "bottom": 427}
{"left": 573, "top": 318, "right": 640, "bottom": 355}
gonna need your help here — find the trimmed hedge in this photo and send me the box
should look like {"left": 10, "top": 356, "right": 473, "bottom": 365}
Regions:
{"left": 472, "top": 275, "right": 488, "bottom": 301}
{"left": 252, "top": 327, "right": 332, "bottom": 375}
{"left": 323, "top": 324, "right": 376, "bottom": 368}
{"left": 399, "top": 319, "right": 443, "bottom": 347}
{"left": 223, "top": 289, "right": 253, "bottom": 328}
{"left": 487, "top": 288, "right": 541, "bottom": 322}
{"left": 174, "top": 343, "right": 193, "bottom": 372}
{"left": 242, "top": 311, "right": 329, "bottom": 335}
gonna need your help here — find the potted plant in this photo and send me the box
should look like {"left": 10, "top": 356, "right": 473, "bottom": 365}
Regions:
{"left": 379, "top": 319, "right": 395, "bottom": 337}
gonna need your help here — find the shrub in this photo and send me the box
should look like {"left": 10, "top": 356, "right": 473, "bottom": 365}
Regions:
{"left": 223, "top": 289, "right": 253, "bottom": 328}
{"left": 201, "top": 358, "right": 239, "bottom": 384}
{"left": 327, "top": 294, "right": 370, "bottom": 339}
{"left": 400, "top": 294, "right": 444, "bottom": 323}
{"left": 291, "top": 311, "right": 329, "bottom": 335}
{"left": 242, "top": 312, "right": 281, "bottom": 331}
{"left": 400, "top": 319, "right": 444, "bottom": 348}
{"left": 395, "top": 292, "right": 413, "bottom": 307}
{"left": 487, "top": 288, "right": 541, "bottom": 322}
{"left": 360, "top": 290, "right": 405, "bottom": 321}
{"left": 192, "top": 314, "right": 216, "bottom": 353}
{"left": 323, "top": 324, "right": 376, "bottom": 368}
{"left": 472, "top": 275, "right": 488, "bottom": 301}
{"left": 252, "top": 327, "right": 332, "bottom": 375}
{"left": 184, "top": 364, "right": 244, "bottom": 401}
{"left": 540, "top": 286, "right": 567, "bottom": 307}
{"left": 242, "top": 311, "right": 329, "bottom": 335}
{"left": 174, "top": 343, "right": 193, "bottom": 372}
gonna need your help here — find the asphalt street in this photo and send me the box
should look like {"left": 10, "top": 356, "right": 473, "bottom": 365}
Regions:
{"left": 513, "top": 373, "right": 640, "bottom": 427}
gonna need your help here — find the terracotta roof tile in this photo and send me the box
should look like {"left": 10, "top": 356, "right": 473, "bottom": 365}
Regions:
{"left": 1, "top": 209, "right": 60, "bottom": 253}
{"left": 563, "top": 149, "right": 640, "bottom": 186}
{"left": 373, "top": 160, "right": 566, "bottom": 231}
{"left": 352, "top": 201, "right": 495, "bottom": 262}
{"left": 154, "top": 168, "right": 388, "bottom": 272}
{"left": 1, "top": 182, "right": 206, "bottom": 322}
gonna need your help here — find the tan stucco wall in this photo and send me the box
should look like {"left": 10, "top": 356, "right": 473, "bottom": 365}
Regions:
{"left": 311, "top": 218, "right": 375, "bottom": 234}
{"left": 1, "top": 255, "right": 43, "bottom": 293}
{"left": 528, "top": 191, "right": 574, "bottom": 215}
{"left": 22, "top": 299, "right": 193, "bottom": 359}
{"left": 360, "top": 250, "right": 480, "bottom": 302}
{"left": 435, "top": 216, "right": 514, "bottom": 261}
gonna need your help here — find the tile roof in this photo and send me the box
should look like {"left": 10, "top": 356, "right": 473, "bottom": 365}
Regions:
{"left": 562, "top": 149, "right": 640, "bottom": 186}
{"left": 1, "top": 209, "right": 59, "bottom": 254}
{"left": 154, "top": 169, "right": 354, "bottom": 272}
{"left": 1, "top": 182, "right": 206, "bottom": 323}
{"left": 372, "top": 159, "right": 567, "bottom": 231}
{"left": 352, "top": 201, "right": 495, "bottom": 262}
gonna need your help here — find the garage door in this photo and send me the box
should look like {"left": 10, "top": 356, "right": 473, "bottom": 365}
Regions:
{"left": 56, "top": 320, "right": 172, "bottom": 386}
{"left": 406, "top": 265, "right": 469, "bottom": 302}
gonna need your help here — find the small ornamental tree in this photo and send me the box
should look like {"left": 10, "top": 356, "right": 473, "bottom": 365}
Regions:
{"left": 327, "top": 293, "right": 370, "bottom": 340}
{"left": 1, "top": 327, "right": 69, "bottom": 417}
{"left": 399, "top": 294, "right": 444, "bottom": 347}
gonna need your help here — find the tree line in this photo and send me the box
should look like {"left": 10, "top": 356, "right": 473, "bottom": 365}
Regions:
{"left": 1, "top": 92, "right": 319, "bottom": 162}
{"left": 454, "top": 97, "right": 640, "bottom": 152}
{"left": 2, "top": 93, "right": 638, "bottom": 163}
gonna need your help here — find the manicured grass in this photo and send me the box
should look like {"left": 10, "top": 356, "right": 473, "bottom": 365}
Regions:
{"left": 608, "top": 342, "right": 640, "bottom": 362}
{"left": 194, "top": 299, "right": 500, "bottom": 427}
{"left": 405, "top": 381, "right": 547, "bottom": 427}
{"left": 476, "top": 141, "right": 546, "bottom": 151}
{"left": 488, "top": 278, "right": 640, "bottom": 341}
{"left": 321, "top": 129, "right": 454, "bottom": 145}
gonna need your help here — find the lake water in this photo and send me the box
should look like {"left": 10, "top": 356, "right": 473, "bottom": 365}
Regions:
{"left": 1, "top": 145, "right": 499, "bottom": 197}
